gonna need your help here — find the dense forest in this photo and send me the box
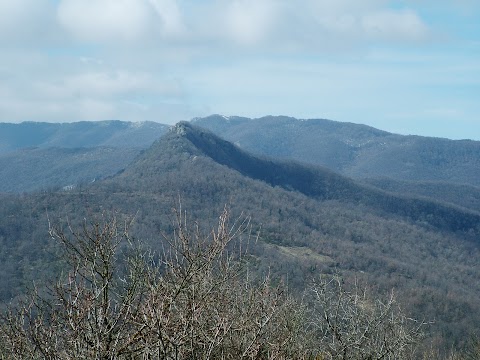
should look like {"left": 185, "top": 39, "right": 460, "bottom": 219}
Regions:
{"left": 0, "top": 209, "right": 433, "bottom": 359}
{"left": 1, "top": 121, "right": 480, "bottom": 358}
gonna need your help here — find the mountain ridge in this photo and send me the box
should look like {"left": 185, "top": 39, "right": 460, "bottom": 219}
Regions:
{"left": 120, "top": 121, "right": 480, "bottom": 235}
{"left": 193, "top": 115, "right": 480, "bottom": 186}
{"left": 1, "top": 120, "right": 480, "bottom": 349}
{"left": 0, "top": 120, "right": 168, "bottom": 153}
{"left": 0, "top": 120, "right": 169, "bottom": 193}
{"left": 3, "top": 115, "right": 480, "bottom": 194}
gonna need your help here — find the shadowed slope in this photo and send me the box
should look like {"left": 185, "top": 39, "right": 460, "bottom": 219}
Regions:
{"left": 193, "top": 115, "right": 480, "bottom": 186}
{"left": 123, "top": 122, "right": 480, "bottom": 234}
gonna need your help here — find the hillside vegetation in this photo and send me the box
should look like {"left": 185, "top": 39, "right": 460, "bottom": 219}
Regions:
{"left": 3, "top": 116, "right": 480, "bottom": 211}
{"left": 0, "top": 122, "right": 479, "bottom": 356}
{"left": 0, "top": 210, "right": 427, "bottom": 359}
{"left": 0, "top": 120, "right": 168, "bottom": 193}
{"left": 193, "top": 115, "right": 480, "bottom": 186}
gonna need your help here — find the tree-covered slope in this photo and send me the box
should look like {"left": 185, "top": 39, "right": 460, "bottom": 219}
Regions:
{"left": 0, "top": 120, "right": 169, "bottom": 193}
{"left": 0, "top": 147, "right": 141, "bottom": 193}
{"left": 1, "top": 122, "right": 480, "bottom": 350}
{"left": 128, "top": 122, "right": 480, "bottom": 234}
{"left": 192, "top": 115, "right": 480, "bottom": 186}
{"left": 362, "top": 178, "right": 480, "bottom": 213}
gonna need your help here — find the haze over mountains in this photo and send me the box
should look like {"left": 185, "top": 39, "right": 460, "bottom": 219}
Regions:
{"left": 1, "top": 119, "right": 480, "bottom": 351}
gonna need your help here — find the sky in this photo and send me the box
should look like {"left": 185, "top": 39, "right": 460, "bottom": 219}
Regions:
{"left": 0, "top": 0, "right": 479, "bottom": 140}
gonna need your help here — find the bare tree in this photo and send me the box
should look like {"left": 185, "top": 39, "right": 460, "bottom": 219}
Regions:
{"left": 133, "top": 206, "right": 309, "bottom": 359}
{"left": 307, "top": 276, "right": 426, "bottom": 360}
{"left": 460, "top": 336, "right": 480, "bottom": 360}
{"left": 0, "top": 214, "right": 148, "bottom": 359}
{"left": 0, "top": 208, "right": 309, "bottom": 359}
{"left": 0, "top": 206, "right": 430, "bottom": 359}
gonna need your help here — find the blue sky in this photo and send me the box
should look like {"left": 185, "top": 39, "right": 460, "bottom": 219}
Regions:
{"left": 0, "top": 0, "right": 479, "bottom": 140}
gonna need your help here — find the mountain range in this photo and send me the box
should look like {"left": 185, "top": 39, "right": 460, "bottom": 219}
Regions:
{"left": 2, "top": 115, "right": 480, "bottom": 213}
{"left": 193, "top": 115, "right": 480, "bottom": 185}
{"left": 0, "top": 120, "right": 167, "bottom": 152}
{"left": 0, "top": 120, "right": 167, "bottom": 192}
{"left": 0, "top": 120, "right": 480, "bottom": 351}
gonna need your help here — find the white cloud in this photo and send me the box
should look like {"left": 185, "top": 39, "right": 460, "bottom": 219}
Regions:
{"left": 224, "top": 0, "right": 280, "bottom": 46}
{"left": 0, "top": 47, "right": 189, "bottom": 122}
{"left": 1, "top": 0, "right": 478, "bottom": 139}
{"left": 0, "top": 0, "right": 32, "bottom": 29}
{"left": 303, "top": 1, "right": 430, "bottom": 45}
{"left": 52, "top": 0, "right": 431, "bottom": 51}
{"left": 56, "top": 0, "right": 186, "bottom": 44}
{"left": 146, "top": 0, "right": 431, "bottom": 56}
{"left": 64, "top": 71, "right": 152, "bottom": 97}
{"left": 147, "top": 0, "right": 185, "bottom": 37}
{"left": 29, "top": 71, "right": 146, "bottom": 101}
{"left": 57, "top": 0, "right": 152, "bottom": 42}
{"left": 309, "top": 0, "right": 386, "bottom": 13}
{"left": 29, "top": 68, "right": 185, "bottom": 107}
{"left": 362, "top": 9, "right": 429, "bottom": 42}
{"left": 0, "top": 0, "right": 57, "bottom": 45}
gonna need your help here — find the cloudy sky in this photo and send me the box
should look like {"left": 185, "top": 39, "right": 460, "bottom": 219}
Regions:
{"left": 0, "top": 0, "right": 479, "bottom": 139}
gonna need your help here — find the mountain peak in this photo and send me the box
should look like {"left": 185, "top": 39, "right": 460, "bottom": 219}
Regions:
{"left": 170, "top": 121, "right": 192, "bottom": 136}
{"left": 119, "top": 121, "right": 480, "bottom": 234}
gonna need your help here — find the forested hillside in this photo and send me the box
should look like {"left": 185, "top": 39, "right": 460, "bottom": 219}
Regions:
{"left": 1, "top": 122, "right": 480, "bottom": 355}
{"left": 0, "top": 147, "right": 141, "bottom": 193}
{"left": 362, "top": 178, "right": 480, "bottom": 212}
{"left": 193, "top": 115, "right": 480, "bottom": 186}
{"left": 0, "top": 120, "right": 168, "bottom": 193}
{"left": 3, "top": 116, "right": 480, "bottom": 206}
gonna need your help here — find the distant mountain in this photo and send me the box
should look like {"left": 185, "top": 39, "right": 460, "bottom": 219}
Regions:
{"left": 0, "top": 120, "right": 168, "bottom": 193}
{"left": 0, "top": 147, "right": 141, "bottom": 193}
{"left": 0, "top": 120, "right": 168, "bottom": 153}
{"left": 122, "top": 122, "right": 480, "bottom": 233}
{"left": 1, "top": 121, "right": 480, "bottom": 349}
{"left": 3, "top": 116, "right": 480, "bottom": 200}
{"left": 192, "top": 115, "right": 480, "bottom": 187}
